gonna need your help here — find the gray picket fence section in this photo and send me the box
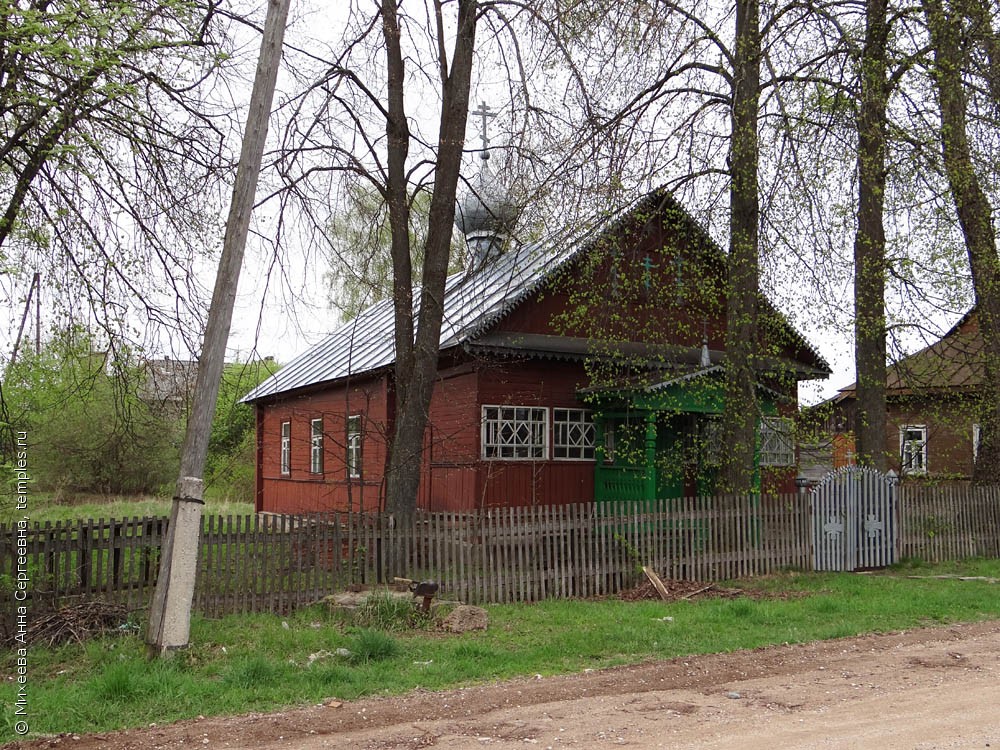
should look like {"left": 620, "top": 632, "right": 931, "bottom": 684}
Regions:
{"left": 812, "top": 467, "right": 898, "bottom": 571}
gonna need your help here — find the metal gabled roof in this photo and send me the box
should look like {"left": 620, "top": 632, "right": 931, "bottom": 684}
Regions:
{"left": 645, "top": 365, "right": 725, "bottom": 392}
{"left": 243, "top": 186, "right": 830, "bottom": 403}
{"left": 241, "top": 212, "right": 611, "bottom": 403}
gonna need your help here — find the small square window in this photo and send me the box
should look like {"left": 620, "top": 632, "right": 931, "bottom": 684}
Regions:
{"left": 760, "top": 417, "right": 795, "bottom": 467}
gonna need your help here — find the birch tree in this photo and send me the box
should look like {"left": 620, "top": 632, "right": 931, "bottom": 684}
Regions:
{"left": 0, "top": 0, "right": 233, "bottom": 334}
{"left": 0, "top": 0, "right": 235, "bottom": 468}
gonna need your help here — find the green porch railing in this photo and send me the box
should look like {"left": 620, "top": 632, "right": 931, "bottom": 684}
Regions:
{"left": 595, "top": 466, "right": 647, "bottom": 503}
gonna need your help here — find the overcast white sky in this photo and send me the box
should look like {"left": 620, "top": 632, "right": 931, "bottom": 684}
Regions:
{"left": 1, "top": 0, "right": 972, "bottom": 408}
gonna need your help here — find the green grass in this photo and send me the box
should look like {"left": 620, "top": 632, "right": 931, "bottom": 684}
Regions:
{"left": 0, "top": 492, "right": 253, "bottom": 525}
{"left": 351, "top": 592, "right": 436, "bottom": 632}
{"left": 2, "top": 559, "right": 1000, "bottom": 742}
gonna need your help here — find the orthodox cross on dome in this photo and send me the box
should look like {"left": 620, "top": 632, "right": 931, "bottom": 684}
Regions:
{"left": 473, "top": 101, "right": 497, "bottom": 160}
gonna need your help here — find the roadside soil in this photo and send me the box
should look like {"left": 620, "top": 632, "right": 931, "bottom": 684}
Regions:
{"left": 8, "top": 617, "right": 1000, "bottom": 750}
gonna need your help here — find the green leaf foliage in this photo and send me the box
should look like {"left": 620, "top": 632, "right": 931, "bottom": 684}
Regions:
{"left": 325, "top": 182, "right": 464, "bottom": 321}
{"left": 204, "top": 359, "right": 280, "bottom": 500}
{"left": 2, "top": 330, "right": 181, "bottom": 495}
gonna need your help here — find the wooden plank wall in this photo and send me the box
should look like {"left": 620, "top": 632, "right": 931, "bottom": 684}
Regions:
{"left": 1, "top": 487, "right": 997, "bottom": 619}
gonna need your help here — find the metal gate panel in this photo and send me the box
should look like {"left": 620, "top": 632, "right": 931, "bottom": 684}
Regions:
{"left": 812, "top": 467, "right": 897, "bottom": 571}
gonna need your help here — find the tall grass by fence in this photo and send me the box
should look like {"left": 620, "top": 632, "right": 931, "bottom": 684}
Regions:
{"left": 1, "top": 487, "right": 998, "bottom": 626}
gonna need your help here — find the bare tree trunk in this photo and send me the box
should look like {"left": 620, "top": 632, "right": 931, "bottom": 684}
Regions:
{"left": 721, "top": 0, "right": 761, "bottom": 493}
{"left": 382, "top": 0, "right": 415, "bottom": 414}
{"left": 146, "top": 0, "right": 290, "bottom": 655}
{"left": 853, "top": 0, "right": 890, "bottom": 471}
{"left": 921, "top": 0, "right": 1000, "bottom": 483}
{"left": 383, "top": 0, "right": 478, "bottom": 521}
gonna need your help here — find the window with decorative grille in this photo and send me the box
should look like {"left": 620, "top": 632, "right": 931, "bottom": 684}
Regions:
{"left": 553, "top": 408, "right": 595, "bottom": 460}
{"left": 482, "top": 406, "right": 548, "bottom": 459}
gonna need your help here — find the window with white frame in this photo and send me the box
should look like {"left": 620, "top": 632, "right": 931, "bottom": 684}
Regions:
{"left": 553, "top": 408, "right": 595, "bottom": 460}
{"left": 759, "top": 417, "right": 795, "bottom": 467}
{"left": 973, "top": 423, "right": 981, "bottom": 463}
{"left": 482, "top": 406, "right": 548, "bottom": 459}
{"left": 280, "top": 421, "right": 291, "bottom": 475}
{"left": 900, "top": 425, "right": 927, "bottom": 474}
{"left": 310, "top": 418, "right": 324, "bottom": 474}
{"left": 347, "top": 415, "right": 362, "bottom": 479}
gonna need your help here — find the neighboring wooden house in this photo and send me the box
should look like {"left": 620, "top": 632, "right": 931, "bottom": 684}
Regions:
{"left": 138, "top": 357, "right": 199, "bottom": 417}
{"left": 243, "top": 186, "right": 831, "bottom": 513}
{"left": 825, "top": 309, "right": 983, "bottom": 479}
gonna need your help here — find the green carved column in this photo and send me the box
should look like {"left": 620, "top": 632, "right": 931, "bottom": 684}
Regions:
{"left": 645, "top": 412, "right": 657, "bottom": 505}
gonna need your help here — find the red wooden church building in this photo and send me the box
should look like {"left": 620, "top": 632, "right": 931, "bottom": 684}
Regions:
{"left": 243, "top": 185, "right": 830, "bottom": 514}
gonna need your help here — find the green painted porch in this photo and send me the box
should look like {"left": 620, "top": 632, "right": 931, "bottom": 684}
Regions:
{"left": 587, "top": 368, "right": 786, "bottom": 505}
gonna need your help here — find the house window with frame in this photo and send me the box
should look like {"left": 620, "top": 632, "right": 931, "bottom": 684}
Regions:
{"left": 759, "top": 417, "right": 795, "bottom": 467}
{"left": 973, "top": 423, "right": 981, "bottom": 463}
{"left": 553, "top": 408, "right": 595, "bottom": 460}
{"left": 280, "top": 421, "right": 291, "bottom": 475}
{"left": 482, "top": 406, "right": 548, "bottom": 460}
{"left": 310, "top": 418, "right": 324, "bottom": 474}
{"left": 900, "top": 425, "right": 927, "bottom": 475}
{"left": 347, "top": 415, "right": 362, "bottom": 479}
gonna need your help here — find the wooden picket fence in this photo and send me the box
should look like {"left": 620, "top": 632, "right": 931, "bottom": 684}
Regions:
{"left": 1, "top": 486, "right": 998, "bottom": 623}
{"left": 897, "top": 484, "right": 1000, "bottom": 562}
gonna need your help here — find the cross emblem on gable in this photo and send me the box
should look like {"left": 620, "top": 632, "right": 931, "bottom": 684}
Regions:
{"left": 641, "top": 255, "right": 658, "bottom": 291}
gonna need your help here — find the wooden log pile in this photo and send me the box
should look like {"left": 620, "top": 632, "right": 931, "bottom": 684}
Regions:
{"left": 19, "top": 602, "right": 133, "bottom": 647}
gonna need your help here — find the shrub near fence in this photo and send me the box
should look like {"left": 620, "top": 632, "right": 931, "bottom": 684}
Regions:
{"left": 1, "top": 487, "right": 998, "bottom": 628}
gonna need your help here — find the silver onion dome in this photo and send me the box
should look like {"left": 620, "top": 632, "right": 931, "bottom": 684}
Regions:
{"left": 454, "top": 158, "right": 519, "bottom": 270}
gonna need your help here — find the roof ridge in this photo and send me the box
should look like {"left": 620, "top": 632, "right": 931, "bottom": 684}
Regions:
{"left": 243, "top": 185, "right": 829, "bottom": 402}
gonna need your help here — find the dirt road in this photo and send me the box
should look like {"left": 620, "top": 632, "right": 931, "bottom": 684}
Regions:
{"left": 10, "top": 619, "right": 1000, "bottom": 750}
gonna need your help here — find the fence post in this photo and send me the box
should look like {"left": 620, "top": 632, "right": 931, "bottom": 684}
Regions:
{"left": 78, "top": 520, "right": 89, "bottom": 591}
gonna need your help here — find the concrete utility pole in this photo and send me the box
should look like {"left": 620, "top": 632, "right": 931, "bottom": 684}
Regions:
{"left": 147, "top": 0, "right": 292, "bottom": 656}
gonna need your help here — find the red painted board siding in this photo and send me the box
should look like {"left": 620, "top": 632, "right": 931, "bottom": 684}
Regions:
{"left": 480, "top": 461, "right": 595, "bottom": 507}
{"left": 426, "top": 370, "right": 480, "bottom": 462}
{"left": 257, "top": 375, "right": 390, "bottom": 513}
{"left": 478, "top": 360, "right": 591, "bottom": 407}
